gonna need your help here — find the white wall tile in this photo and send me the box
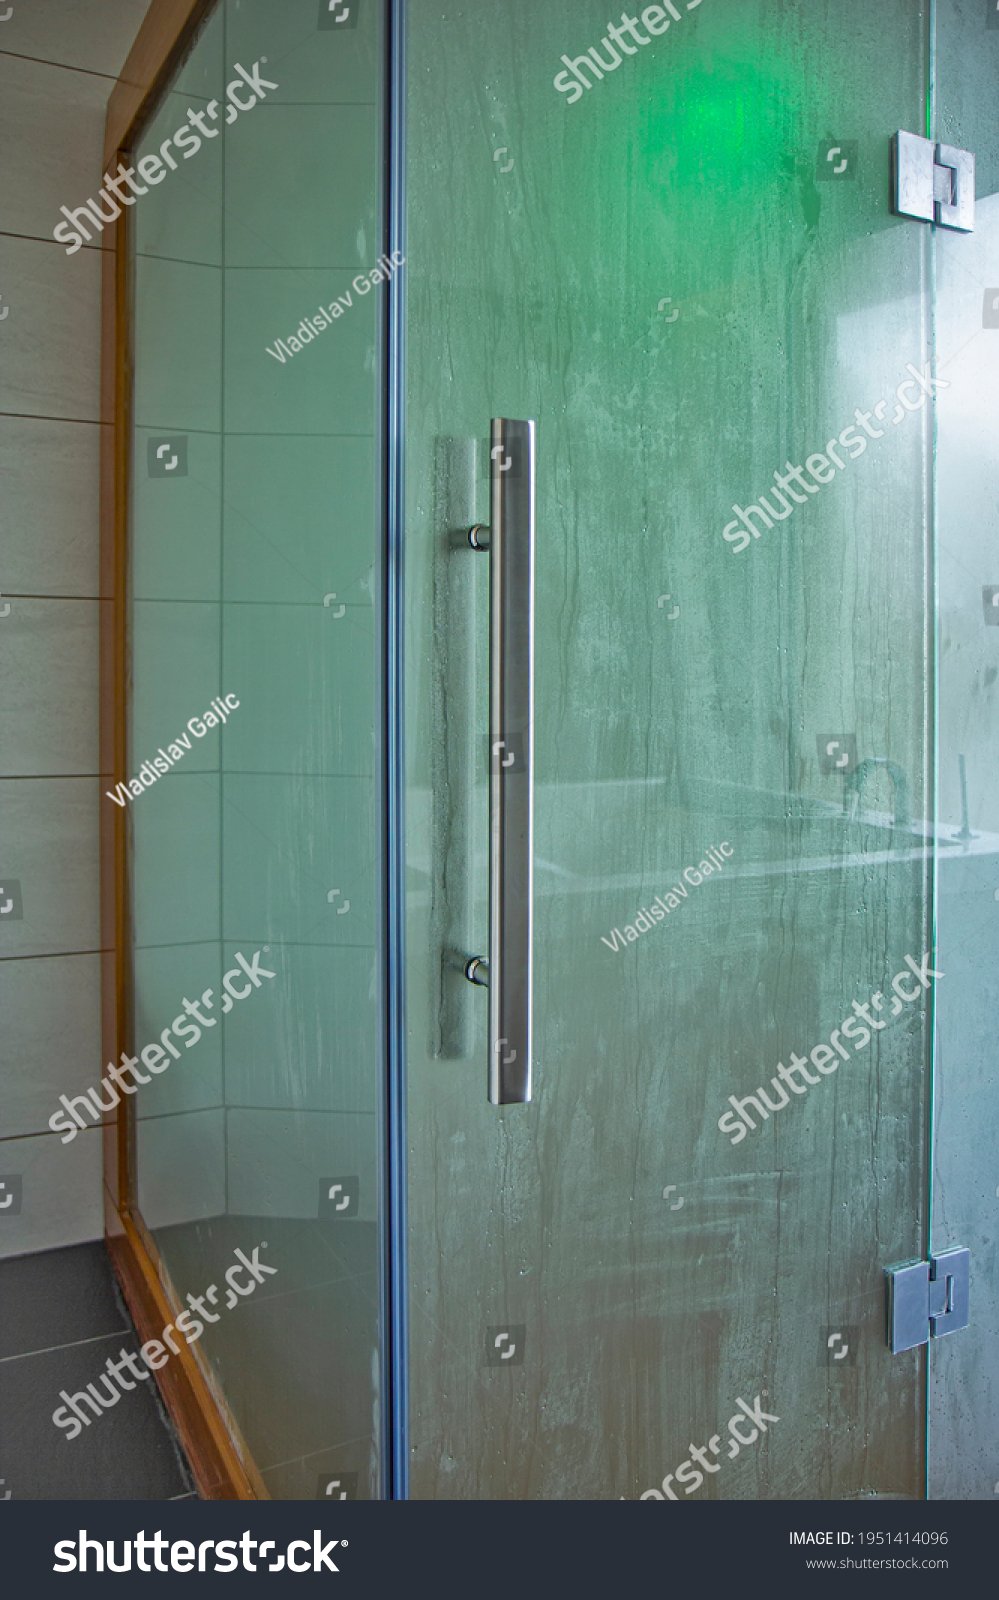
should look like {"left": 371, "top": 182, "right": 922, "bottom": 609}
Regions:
{"left": 0, "top": 953, "right": 101, "bottom": 1138}
{"left": 0, "top": 1126, "right": 103, "bottom": 1260}
{"left": 0, "top": 418, "right": 102, "bottom": 596}
{"left": 133, "top": 256, "right": 221, "bottom": 433}
{"left": 0, "top": 1, "right": 153, "bottom": 1262}
{"left": 226, "top": 1108, "right": 378, "bottom": 1222}
{"left": 222, "top": 943, "right": 378, "bottom": 1115}
{"left": 133, "top": 941, "right": 224, "bottom": 1121}
{"left": 0, "top": 599, "right": 99, "bottom": 775}
{"left": 131, "top": 772, "right": 221, "bottom": 949}
{"left": 134, "top": 88, "right": 223, "bottom": 269}
{"left": 0, "top": 234, "right": 102, "bottom": 421}
{"left": 0, "top": 778, "right": 100, "bottom": 957}
{"left": 133, "top": 428, "right": 221, "bottom": 601}
{"left": 0, "top": 54, "right": 111, "bottom": 240}
{"left": 0, "top": 0, "right": 152, "bottom": 79}
{"left": 137, "top": 1108, "right": 225, "bottom": 1229}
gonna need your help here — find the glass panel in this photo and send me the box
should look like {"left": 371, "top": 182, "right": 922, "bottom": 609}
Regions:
{"left": 929, "top": 0, "right": 999, "bottom": 1502}
{"left": 128, "top": 0, "right": 387, "bottom": 1498}
{"left": 404, "top": 0, "right": 933, "bottom": 1497}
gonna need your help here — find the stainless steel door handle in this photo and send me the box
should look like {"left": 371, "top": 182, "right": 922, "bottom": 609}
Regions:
{"left": 465, "top": 419, "right": 535, "bottom": 1104}
{"left": 489, "top": 418, "right": 534, "bottom": 1104}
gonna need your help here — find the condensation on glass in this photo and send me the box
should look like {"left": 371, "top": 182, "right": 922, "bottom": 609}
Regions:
{"left": 403, "top": 0, "right": 944, "bottom": 1500}
{"left": 128, "top": 0, "right": 386, "bottom": 1498}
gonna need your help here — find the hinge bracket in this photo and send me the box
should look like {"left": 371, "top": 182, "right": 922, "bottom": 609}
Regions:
{"left": 893, "top": 131, "right": 974, "bottom": 232}
{"left": 885, "top": 1248, "right": 970, "bottom": 1353}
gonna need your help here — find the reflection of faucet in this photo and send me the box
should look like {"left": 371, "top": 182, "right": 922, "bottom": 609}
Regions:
{"left": 843, "top": 757, "right": 910, "bottom": 838}
{"left": 954, "top": 753, "right": 977, "bottom": 845}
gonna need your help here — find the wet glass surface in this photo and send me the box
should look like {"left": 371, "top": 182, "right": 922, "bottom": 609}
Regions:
{"left": 128, "top": 0, "right": 386, "bottom": 1499}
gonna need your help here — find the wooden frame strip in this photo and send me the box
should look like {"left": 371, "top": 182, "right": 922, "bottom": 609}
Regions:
{"left": 99, "top": 0, "right": 264, "bottom": 1502}
{"left": 104, "top": 0, "right": 217, "bottom": 169}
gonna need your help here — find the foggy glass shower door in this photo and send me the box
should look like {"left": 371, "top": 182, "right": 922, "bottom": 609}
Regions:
{"left": 403, "top": 0, "right": 938, "bottom": 1499}
{"left": 127, "top": 0, "right": 388, "bottom": 1498}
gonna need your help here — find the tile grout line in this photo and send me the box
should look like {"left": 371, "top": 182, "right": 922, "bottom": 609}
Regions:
{"left": 0, "top": 1326, "right": 127, "bottom": 1367}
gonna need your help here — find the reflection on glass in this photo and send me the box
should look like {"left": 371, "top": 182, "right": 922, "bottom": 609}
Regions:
{"left": 129, "top": 0, "right": 386, "bottom": 1498}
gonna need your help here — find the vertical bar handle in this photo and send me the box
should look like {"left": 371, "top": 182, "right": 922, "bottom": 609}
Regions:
{"left": 488, "top": 419, "right": 535, "bottom": 1104}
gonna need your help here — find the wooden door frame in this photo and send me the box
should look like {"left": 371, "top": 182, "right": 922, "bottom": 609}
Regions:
{"left": 98, "top": 0, "right": 265, "bottom": 1501}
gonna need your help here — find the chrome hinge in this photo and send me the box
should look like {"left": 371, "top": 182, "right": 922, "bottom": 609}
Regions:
{"left": 893, "top": 131, "right": 974, "bottom": 232}
{"left": 885, "top": 1248, "right": 970, "bottom": 1353}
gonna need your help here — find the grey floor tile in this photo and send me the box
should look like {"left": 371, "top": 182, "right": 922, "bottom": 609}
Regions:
{"left": 261, "top": 1441, "right": 373, "bottom": 1502}
{"left": 0, "top": 1241, "right": 127, "bottom": 1361}
{"left": 207, "top": 1274, "right": 377, "bottom": 1474}
{"left": 150, "top": 1216, "right": 378, "bottom": 1486}
{"left": 0, "top": 1333, "right": 190, "bottom": 1500}
{"left": 0, "top": 1239, "right": 194, "bottom": 1501}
